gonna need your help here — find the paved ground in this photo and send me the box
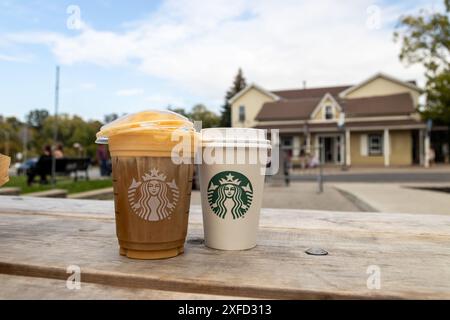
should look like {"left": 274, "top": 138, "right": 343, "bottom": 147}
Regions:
{"left": 291, "top": 165, "right": 450, "bottom": 183}
{"left": 334, "top": 182, "right": 450, "bottom": 215}
{"left": 9, "top": 165, "right": 450, "bottom": 214}
{"left": 10, "top": 164, "right": 450, "bottom": 183}
{"left": 191, "top": 182, "right": 361, "bottom": 212}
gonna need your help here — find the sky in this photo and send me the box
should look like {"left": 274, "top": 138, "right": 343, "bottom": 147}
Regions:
{"left": 0, "top": 0, "right": 445, "bottom": 122}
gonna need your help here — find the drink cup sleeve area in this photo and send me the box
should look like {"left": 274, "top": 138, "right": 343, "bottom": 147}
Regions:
{"left": 0, "top": 154, "right": 10, "bottom": 187}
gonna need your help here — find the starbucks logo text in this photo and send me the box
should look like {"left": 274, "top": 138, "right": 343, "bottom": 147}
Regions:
{"left": 128, "top": 168, "right": 179, "bottom": 221}
{"left": 207, "top": 171, "right": 253, "bottom": 219}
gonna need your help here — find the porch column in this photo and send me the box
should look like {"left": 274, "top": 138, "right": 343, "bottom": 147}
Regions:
{"left": 314, "top": 135, "right": 320, "bottom": 160}
{"left": 345, "top": 129, "right": 351, "bottom": 166}
{"left": 306, "top": 133, "right": 311, "bottom": 153}
{"left": 293, "top": 136, "right": 301, "bottom": 158}
{"left": 383, "top": 129, "right": 390, "bottom": 167}
{"left": 419, "top": 129, "right": 424, "bottom": 166}
{"left": 424, "top": 131, "right": 430, "bottom": 168}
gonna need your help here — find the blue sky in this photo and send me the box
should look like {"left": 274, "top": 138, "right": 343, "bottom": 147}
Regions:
{"left": 0, "top": 0, "right": 443, "bottom": 121}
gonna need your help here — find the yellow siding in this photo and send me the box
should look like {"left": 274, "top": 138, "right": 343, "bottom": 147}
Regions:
{"left": 349, "top": 130, "right": 412, "bottom": 166}
{"left": 345, "top": 77, "right": 420, "bottom": 106}
{"left": 350, "top": 132, "right": 384, "bottom": 165}
{"left": 231, "top": 88, "right": 275, "bottom": 128}
{"left": 390, "top": 130, "right": 412, "bottom": 165}
{"left": 312, "top": 97, "right": 341, "bottom": 121}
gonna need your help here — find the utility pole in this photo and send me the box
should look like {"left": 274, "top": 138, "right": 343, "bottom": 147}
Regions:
{"left": 51, "top": 66, "right": 60, "bottom": 185}
{"left": 21, "top": 124, "right": 28, "bottom": 162}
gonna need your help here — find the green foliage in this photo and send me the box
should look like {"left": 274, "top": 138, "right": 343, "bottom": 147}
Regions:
{"left": 5, "top": 175, "right": 112, "bottom": 194}
{"left": 190, "top": 104, "right": 221, "bottom": 128}
{"left": 104, "top": 113, "right": 119, "bottom": 124}
{"left": 1, "top": 110, "right": 103, "bottom": 162}
{"left": 26, "top": 109, "right": 49, "bottom": 129}
{"left": 394, "top": 0, "right": 450, "bottom": 125}
{"left": 168, "top": 107, "right": 190, "bottom": 118}
{"left": 422, "top": 72, "right": 450, "bottom": 124}
{"left": 38, "top": 114, "right": 102, "bottom": 158}
{"left": 0, "top": 116, "right": 23, "bottom": 159}
{"left": 168, "top": 104, "right": 220, "bottom": 128}
{"left": 220, "top": 68, "right": 247, "bottom": 127}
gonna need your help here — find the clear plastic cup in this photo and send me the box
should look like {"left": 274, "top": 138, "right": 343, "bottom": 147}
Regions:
{"left": 96, "top": 110, "right": 197, "bottom": 259}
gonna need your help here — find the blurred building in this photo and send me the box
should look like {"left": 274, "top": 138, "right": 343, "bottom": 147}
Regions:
{"left": 229, "top": 72, "right": 445, "bottom": 167}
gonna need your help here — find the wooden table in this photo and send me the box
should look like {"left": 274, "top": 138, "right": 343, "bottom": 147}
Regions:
{"left": 1, "top": 195, "right": 449, "bottom": 299}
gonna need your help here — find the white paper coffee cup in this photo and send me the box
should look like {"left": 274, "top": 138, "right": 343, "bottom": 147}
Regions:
{"left": 199, "top": 128, "right": 271, "bottom": 250}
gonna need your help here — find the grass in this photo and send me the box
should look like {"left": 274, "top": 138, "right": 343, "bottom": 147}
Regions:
{"left": 4, "top": 175, "right": 113, "bottom": 194}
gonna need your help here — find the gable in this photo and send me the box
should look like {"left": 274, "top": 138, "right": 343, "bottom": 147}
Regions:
{"left": 311, "top": 93, "right": 342, "bottom": 120}
{"left": 231, "top": 86, "right": 278, "bottom": 128}
{"left": 229, "top": 83, "right": 279, "bottom": 105}
{"left": 340, "top": 73, "right": 421, "bottom": 106}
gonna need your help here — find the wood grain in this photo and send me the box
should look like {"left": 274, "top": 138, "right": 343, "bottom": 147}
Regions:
{"left": 0, "top": 196, "right": 450, "bottom": 299}
{"left": 0, "top": 274, "right": 248, "bottom": 300}
{"left": 0, "top": 187, "right": 20, "bottom": 196}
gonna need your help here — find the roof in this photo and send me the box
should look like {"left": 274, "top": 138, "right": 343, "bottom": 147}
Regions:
{"left": 272, "top": 85, "right": 351, "bottom": 99}
{"left": 228, "top": 83, "right": 280, "bottom": 104}
{"left": 255, "top": 92, "right": 416, "bottom": 121}
{"left": 254, "top": 119, "right": 426, "bottom": 132}
{"left": 343, "top": 93, "right": 416, "bottom": 117}
{"left": 339, "top": 72, "right": 422, "bottom": 98}
{"left": 256, "top": 97, "right": 322, "bottom": 121}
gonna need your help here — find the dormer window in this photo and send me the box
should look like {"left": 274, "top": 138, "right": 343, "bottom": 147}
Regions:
{"left": 325, "top": 106, "right": 333, "bottom": 120}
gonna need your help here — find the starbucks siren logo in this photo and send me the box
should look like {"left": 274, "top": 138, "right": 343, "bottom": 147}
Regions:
{"left": 128, "top": 168, "right": 179, "bottom": 221}
{"left": 207, "top": 171, "right": 253, "bottom": 219}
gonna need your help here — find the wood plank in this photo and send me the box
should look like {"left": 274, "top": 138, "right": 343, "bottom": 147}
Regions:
{"left": 0, "top": 204, "right": 449, "bottom": 299}
{"left": 0, "top": 187, "right": 20, "bottom": 196}
{"left": 0, "top": 274, "right": 247, "bottom": 300}
{"left": 1, "top": 196, "right": 450, "bottom": 236}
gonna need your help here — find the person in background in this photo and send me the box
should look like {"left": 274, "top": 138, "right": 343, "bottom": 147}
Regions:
{"left": 309, "top": 153, "right": 320, "bottom": 168}
{"left": 97, "top": 144, "right": 110, "bottom": 176}
{"left": 27, "top": 145, "right": 52, "bottom": 185}
{"left": 442, "top": 144, "right": 449, "bottom": 164}
{"left": 54, "top": 143, "right": 64, "bottom": 159}
{"left": 283, "top": 150, "right": 292, "bottom": 187}
{"left": 429, "top": 147, "right": 436, "bottom": 166}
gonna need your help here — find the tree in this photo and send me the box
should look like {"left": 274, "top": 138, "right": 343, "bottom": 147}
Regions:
{"left": 167, "top": 107, "right": 189, "bottom": 118}
{"left": 168, "top": 105, "right": 220, "bottom": 128}
{"left": 220, "top": 68, "right": 247, "bottom": 127}
{"left": 189, "top": 104, "right": 221, "bottom": 128}
{"left": 394, "top": 0, "right": 450, "bottom": 125}
{"left": 26, "top": 109, "right": 49, "bottom": 129}
{"left": 104, "top": 113, "right": 119, "bottom": 124}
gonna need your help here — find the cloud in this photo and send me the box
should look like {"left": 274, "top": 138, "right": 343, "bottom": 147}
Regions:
{"left": 0, "top": 53, "right": 31, "bottom": 62}
{"left": 5, "top": 0, "right": 434, "bottom": 104}
{"left": 116, "top": 88, "right": 144, "bottom": 96}
{"left": 80, "top": 82, "right": 96, "bottom": 90}
{"left": 145, "top": 94, "right": 186, "bottom": 108}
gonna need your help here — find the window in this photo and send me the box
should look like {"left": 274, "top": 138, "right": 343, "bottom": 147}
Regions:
{"left": 282, "top": 137, "right": 292, "bottom": 147}
{"left": 368, "top": 134, "right": 383, "bottom": 155}
{"left": 239, "top": 105, "right": 245, "bottom": 122}
{"left": 324, "top": 106, "right": 333, "bottom": 120}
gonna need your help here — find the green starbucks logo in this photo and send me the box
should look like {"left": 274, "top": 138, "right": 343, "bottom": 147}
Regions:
{"left": 207, "top": 171, "right": 253, "bottom": 219}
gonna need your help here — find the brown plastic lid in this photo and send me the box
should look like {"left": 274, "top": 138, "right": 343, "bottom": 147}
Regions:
{"left": 95, "top": 110, "right": 194, "bottom": 144}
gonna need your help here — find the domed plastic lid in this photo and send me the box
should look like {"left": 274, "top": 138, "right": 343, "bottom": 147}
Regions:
{"left": 96, "top": 110, "right": 194, "bottom": 144}
{"left": 201, "top": 128, "right": 271, "bottom": 149}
